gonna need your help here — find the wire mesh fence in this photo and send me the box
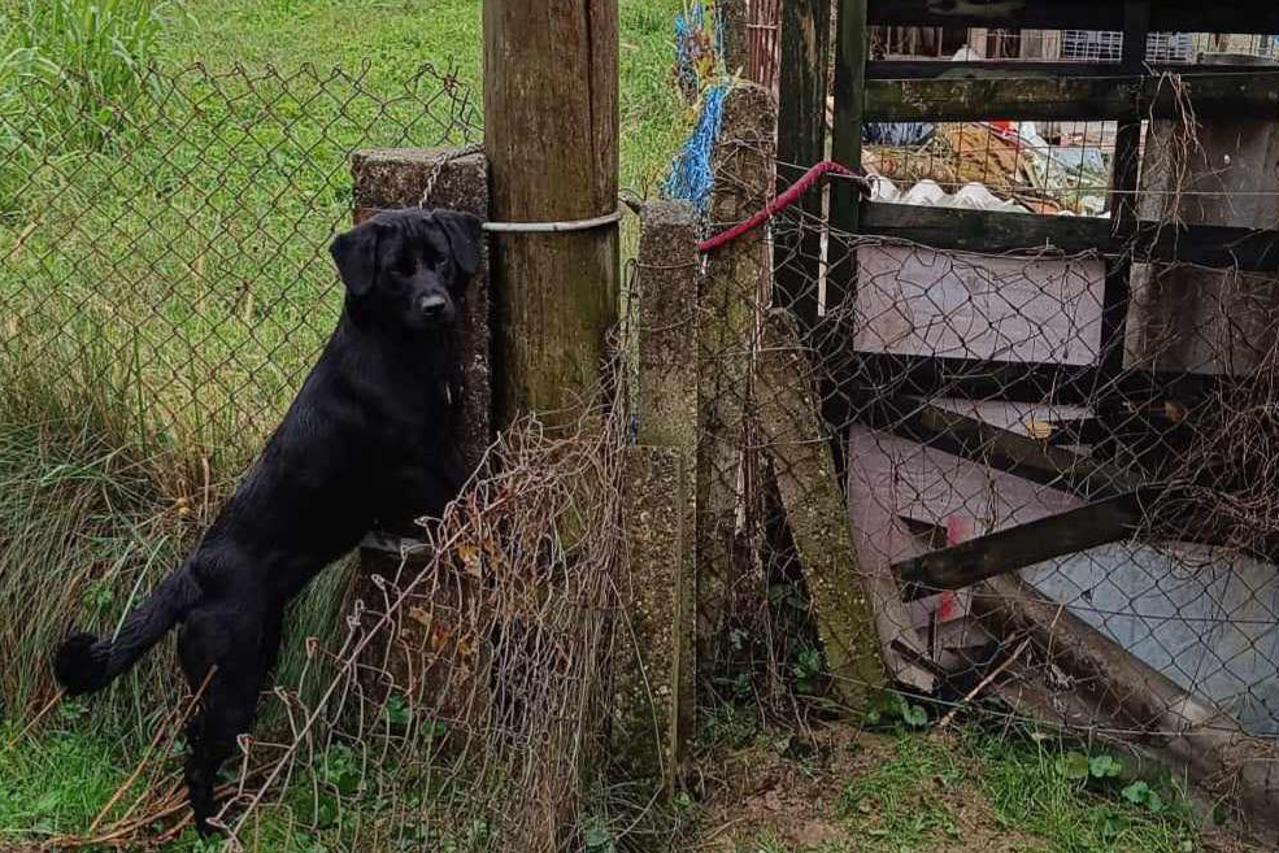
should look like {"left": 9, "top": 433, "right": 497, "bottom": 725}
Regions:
{"left": 0, "top": 61, "right": 479, "bottom": 466}
{"left": 674, "top": 92, "right": 1279, "bottom": 823}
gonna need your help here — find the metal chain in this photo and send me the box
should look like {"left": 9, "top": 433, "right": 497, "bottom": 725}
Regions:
{"left": 418, "top": 142, "right": 485, "bottom": 208}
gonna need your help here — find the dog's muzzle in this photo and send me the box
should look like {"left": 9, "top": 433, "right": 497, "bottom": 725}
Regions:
{"left": 418, "top": 294, "right": 448, "bottom": 321}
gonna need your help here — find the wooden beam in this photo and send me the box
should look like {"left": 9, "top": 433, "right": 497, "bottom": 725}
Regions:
{"left": 834, "top": 352, "right": 1221, "bottom": 407}
{"left": 827, "top": 0, "right": 868, "bottom": 477}
{"left": 775, "top": 0, "right": 832, "bottom": 329}
{"left": 484, "top": 0, "right": 619, "bottom": 426}
{"left": 866, "top": 61, "right": 1279, "bottom": 81}
{"left": 757, "top": 309, "right": 886, "bottom": 705}
{"left": 865, "top": 398, "right": 1144, "bottom": 499}
{"left": 1098, "top": 1, "right": 1149, "bottom": 381}
{"left": 858, "top": 203, "right": 1279, "bottom": 273}
{"left": 831, "top": 0, "right": 868, "bottom": 244}
{"left": 863, "top": 72, "right": 1279, "bottom": 122}
{"left": 894, "top": 487, "right": 1165, "bottom": 601}
{"left": 866, "top": 0, "right": 1279, "bottom": 34}
{"left": 861, "top": 202, "right": 1113, "bottom": 255}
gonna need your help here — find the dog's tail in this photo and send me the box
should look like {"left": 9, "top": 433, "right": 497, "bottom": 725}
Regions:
{"left": 54, "top": 567, "right": 201, "bottom": 695}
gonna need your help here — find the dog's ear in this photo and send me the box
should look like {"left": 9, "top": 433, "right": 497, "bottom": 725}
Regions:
{"left": 330, "top": 220, "right": 382, "bottom": 297}
{"left": 436, "top": 211, "right": 483, "bottom": 278}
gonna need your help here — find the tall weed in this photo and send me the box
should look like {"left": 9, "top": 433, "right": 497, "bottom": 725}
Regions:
{"left": 0, "top": 0, "right": 179, "bottom": 215}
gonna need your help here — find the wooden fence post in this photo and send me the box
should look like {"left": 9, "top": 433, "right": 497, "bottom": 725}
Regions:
{"left": 484, "top": 0, "right": 619, "bottom": 426}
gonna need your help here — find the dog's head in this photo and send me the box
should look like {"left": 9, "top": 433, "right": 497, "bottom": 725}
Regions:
{"left": 329, "top": 208, "right": 483, "bottom": 331}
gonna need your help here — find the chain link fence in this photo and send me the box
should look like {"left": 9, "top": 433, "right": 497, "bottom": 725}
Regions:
{"left": 0, "top": 61, "right": 479, "bottom": 466}
{"left": 669, "top": 84, "right": 1279, "bottom": 824}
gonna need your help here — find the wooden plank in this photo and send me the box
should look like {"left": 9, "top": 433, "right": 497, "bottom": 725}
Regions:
{"left": 863, "top": 72, "right": 1279, "bottom": 122}
{"left": 1145, "top": 221, "right": 1279, "bottom": 271}
{"left": 861, "top": 202, "right": 1112, "bottom": 255}
{"left": 866, "top": 0, "right": 1279, "bottom": 34}
{"left": 866, "top": 61, "right": 1279, "bottom": 80}
{"left": 775, "top": 0, "right": 832, "bottom": 329}
{"left": 831, "top": 0, "right": 868, "bottom": 243}
{"left": 484, "top": 0, "right": 619, "bottom": 426}
{"left": 858, "top": 203, "right": 1279, "bottom": 273}
{"left": 1098, "top": 1, "right": 1149, "bottom": 380}
{"left": 865, "top": 398, "right": 1144, "bottom": 499}
{"left": 832, "top": 352, "right": 1220, "bottom": 406}
{"left": 894, "top": 487, "right": 1164, "bottom": 601}
{"left": 757, "top": 309, "right": 886, "bottom": 705}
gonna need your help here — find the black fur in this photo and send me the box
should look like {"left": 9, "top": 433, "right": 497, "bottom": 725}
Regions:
{"left": 52, "top": 207, "right": 481, "bottom": 835}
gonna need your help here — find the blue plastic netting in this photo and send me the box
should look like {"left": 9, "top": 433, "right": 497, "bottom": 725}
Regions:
{"left": 662, "top": 84, "right": 728, "bottom": 215}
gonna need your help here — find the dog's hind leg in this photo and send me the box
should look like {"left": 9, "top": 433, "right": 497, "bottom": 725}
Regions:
{"left": 178, "top": 606, "right": 268, "bottom": 836}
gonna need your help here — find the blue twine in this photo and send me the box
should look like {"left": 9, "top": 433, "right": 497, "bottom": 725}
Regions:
{"left": 662, "top": 84, "right": 727, "bottom": 215}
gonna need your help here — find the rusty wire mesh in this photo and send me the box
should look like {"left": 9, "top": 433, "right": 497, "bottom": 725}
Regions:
{"left": 38, "top": 407, "right": 645, "bottom": 851}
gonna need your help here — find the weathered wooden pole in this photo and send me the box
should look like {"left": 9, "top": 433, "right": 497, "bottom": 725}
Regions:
{"left": 484, "top": 0, "right": 619, "bottom": 426}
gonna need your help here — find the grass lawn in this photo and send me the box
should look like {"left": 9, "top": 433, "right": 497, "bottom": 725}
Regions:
{"left": 692, "top": 713, "right": 1242, "bottom": 853}
{"left": 159, "top": 0, "right": 688, "bottom": 197}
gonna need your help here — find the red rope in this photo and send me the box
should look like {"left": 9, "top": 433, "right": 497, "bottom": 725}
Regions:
{"left": 696, "top": 160, "right": 872, "bottom": 254}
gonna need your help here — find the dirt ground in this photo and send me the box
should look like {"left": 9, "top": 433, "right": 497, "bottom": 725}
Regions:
{"left": 692, "top": 726, "right": 1038, "bottom": 852}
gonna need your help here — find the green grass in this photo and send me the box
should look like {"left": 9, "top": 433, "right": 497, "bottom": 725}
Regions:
{"left": 0, "top": 0, "right": 690, "bottom": 847}
{"left": 831, "top": 731, "right": 1200, "bottom": 853}
{"left": 698, "top": 718, "right": 1209, "bottom": 853}
{"left": 965, "top": 732, "right": 1199, "bottom": 853}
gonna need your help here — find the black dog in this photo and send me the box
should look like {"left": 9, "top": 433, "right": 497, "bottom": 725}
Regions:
{"left": 54, "top": 207, "right": 481, "bottom": 834}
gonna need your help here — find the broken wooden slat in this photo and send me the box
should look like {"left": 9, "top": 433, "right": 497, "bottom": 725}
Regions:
{"left": 756, "top": 308, "right": 886, "bottom": 705}
{"left": 973, "top": 573, "right": 1279, "bottom": 843}
{"left": 894, "top": 487, "right": 1166, "bottom": 601}
{"left": 866, "top": 398, "right": 1143, "bottom": 499}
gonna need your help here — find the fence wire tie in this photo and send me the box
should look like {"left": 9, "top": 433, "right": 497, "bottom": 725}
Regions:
{"left": 417, "top": 143, "right": 621, "bottom": 233}
{"left": 482, "top": 209, "right": 623, "bottom": 234}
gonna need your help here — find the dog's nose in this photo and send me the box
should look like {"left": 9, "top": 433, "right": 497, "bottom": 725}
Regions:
{"left": 418, "top": 294, "right": 447, "bottom": 319}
